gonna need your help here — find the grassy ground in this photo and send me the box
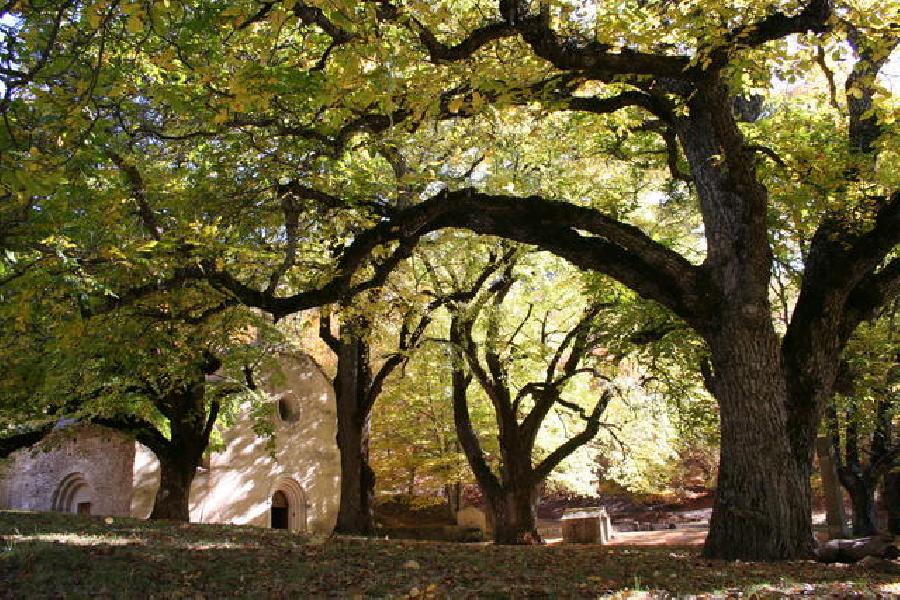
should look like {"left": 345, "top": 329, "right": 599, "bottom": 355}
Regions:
{"left": 1, "top": 511, "right": 897, "bottom": 598}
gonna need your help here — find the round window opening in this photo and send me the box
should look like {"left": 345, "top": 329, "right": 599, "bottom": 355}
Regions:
{"left": 277, "top": 396, "right": 300, "bottom": 422}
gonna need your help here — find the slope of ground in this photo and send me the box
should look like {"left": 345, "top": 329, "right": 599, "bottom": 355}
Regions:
{"left": 375, "top": 495, "right": 455, "bottom": 528}
{"left": 1, "top": 511, "right": 897, "bottom": 598}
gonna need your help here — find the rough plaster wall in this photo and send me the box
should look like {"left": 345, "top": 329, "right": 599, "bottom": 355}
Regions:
{"left": 130, "top": 443, "right": 159, "bottom": 519}
{"left": 0, "top": 426, "right": 135, "bottom": 516}
{"left": 127, "top": 352, "right": 340, "bottom": 533}
{"left": 201, "top": 352, "right": 341, "bottom": 534}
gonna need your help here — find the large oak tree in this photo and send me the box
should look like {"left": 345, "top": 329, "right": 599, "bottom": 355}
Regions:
{"left": 4, "top": 0, "right": 897, "bottom": 561}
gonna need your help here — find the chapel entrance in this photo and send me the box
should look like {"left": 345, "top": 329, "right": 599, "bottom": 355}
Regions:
{"left": 270, "top": 491, "right": 289, "bottom": 530}
{"left": 51, "top": 473, "right": 94, "bottom": 514}
{"left": 269, "top": 478, "right": 307, "bottom": 532}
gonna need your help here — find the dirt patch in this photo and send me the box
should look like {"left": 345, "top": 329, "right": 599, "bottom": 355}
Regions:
{"left": 607, "top": 529, "right": 707, "bottom": 546}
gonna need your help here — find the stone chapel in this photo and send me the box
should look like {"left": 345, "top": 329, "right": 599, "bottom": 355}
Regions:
{"left": 0, "top": 352, "right": 341, "bottom": 535}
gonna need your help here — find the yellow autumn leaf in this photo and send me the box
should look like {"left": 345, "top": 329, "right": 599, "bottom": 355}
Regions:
{"left": 87, "top": 9, "right": 102, "bottom": 28}
{"left": 269, "top": 9, "right": 287, "bottom": 29}
{"left": 471, "top": 91, "right": 484, "bottom": 113}
{"left": 126, "top": 14, "right": 144, "bottom": 34}
{"left": 154, "top": 48, "right": 178, "bottom": 70}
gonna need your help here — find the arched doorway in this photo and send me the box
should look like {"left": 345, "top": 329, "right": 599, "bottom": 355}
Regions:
{"left": 269, "top": 477, "right": 307, "bottom": 533}
{"left": 271, "top": 491, "right": 289, "bottom": 529}
{"left": 51, "top": 473, "right": 94, "bottom": 514}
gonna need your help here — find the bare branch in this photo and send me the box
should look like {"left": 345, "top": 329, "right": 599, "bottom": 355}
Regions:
{"left": 318, "top": 312, "right": 340, "bottom": 353}
{"left": 107, "top": 152, "right": 162, "bottom": 240}
{"left": 815, "top": 44, "right": 841, "bottom": 111}
{"left": 265, "top": 194, "right": 301, "bottom": 295}
{"left": 450, "top": 325, "right": 502, "bottom": 497}
{"left": 533, "top": 387, "right": 614, "bottom": 480}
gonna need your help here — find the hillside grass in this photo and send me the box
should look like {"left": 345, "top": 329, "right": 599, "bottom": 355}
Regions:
{"left": 1, "top": 510, "right": 897, "bottom": 598}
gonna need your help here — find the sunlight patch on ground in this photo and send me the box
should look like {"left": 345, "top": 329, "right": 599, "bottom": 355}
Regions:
{"left": 3, "top": 531, "right": 275, "bottom": 551}
{"left": 5, "top": 533, "right": 144, "bottom": 547}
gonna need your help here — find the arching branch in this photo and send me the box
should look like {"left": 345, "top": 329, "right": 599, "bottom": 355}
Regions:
{"left": 0, "top": 423, "right": 55, "bottom": 458}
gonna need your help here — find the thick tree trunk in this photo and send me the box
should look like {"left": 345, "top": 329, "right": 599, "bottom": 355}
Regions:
{"left": 149, "top": 451, "right": 197, "bottom": 521}
{"left": 816, "top": 436, "right": 849, "bottom": 539}
{"left": 148, "top": 380, "right": 217, "bottom": 523}
{"left": 885, "top": 470, "right": 900, "bottom": 535}
{"left": 333, "top": 337, "right": 376, "bottom": 536}
{"left": 674, "top": 83, "right": 820, "bottom": 560}
{"left": 334, "top": 419, "right": 375, "bottom": 535}
{"left": 485, "top": 483, "right": 542, "bottom": 545}
{"left": 445, "top": 482, "right": 462, "bottom": 518}
{"left": 450, "top": 358, "right": 542, "bottom": 545}
{"left": 844, "top": 477, "right": 878, "bottom": 536}
{"left": 486, "top": 448, "right": 543, "bottom": 545}
{"left": 703, "top": 327, "right": 816, "bottom": 560}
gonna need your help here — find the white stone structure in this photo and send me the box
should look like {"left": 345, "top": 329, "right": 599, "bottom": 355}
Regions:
{"left": 0, "top": 352, "right": 341, "bottom": 535}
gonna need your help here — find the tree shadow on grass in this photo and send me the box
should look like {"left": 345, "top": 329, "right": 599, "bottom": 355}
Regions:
{"left": 1, "top": 512, "right": 897, "bottom": 598}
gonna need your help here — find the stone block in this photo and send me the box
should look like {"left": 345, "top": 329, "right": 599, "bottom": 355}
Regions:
{"left": 561, "top": 507, "right": 613, "bottom": 544}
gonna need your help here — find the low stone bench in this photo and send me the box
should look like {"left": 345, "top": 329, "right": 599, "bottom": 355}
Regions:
{"left": 561, "top": 507, "right": 613, "bottom": 544}
{"left": 456, "top": 506, "right": 490, "bottom": 534}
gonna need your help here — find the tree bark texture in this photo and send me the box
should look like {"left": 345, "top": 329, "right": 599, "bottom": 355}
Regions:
{"left": 451, "top": 364, "right": 544, "bottom": 545}
{"left": 702, "top": 326, "right": 816, "bottom": 559}
{"left": 149, "top": 450, "right": 199, "bottom": 521}
{"left": 673, "top": 82, "right": 818, "bottom": 559}
{"left": 845, "top": 477, "right": 878, "bottom": 537}
{"left": 333, "top": 416, "right": 376, "bottom": 535}
{"left": 487, "top": 483, "right": 542, "bottom": 545}
{"left": 332, "top": 335, "right": 376, "bottom": 536}
{"left": 885, "top": 470, "right": 900, "bottom": 535}
{"left": 146, "top": 381, "right": 218, "bottom": 522}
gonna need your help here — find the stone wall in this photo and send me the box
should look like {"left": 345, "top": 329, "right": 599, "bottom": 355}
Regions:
{"left": 1, "top": 352, "right": 341, "bottom": 534}
{"left": 0, "top": 425, "right": 135, "bottom": 517}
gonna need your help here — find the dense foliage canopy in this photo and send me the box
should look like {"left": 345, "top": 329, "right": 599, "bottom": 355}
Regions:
{"left": 1, "top": 0, "right": 897, "bottom": 560}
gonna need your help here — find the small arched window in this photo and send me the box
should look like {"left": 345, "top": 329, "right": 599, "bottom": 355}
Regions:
{"left": 277, "top": 395, "right": 300, "bottom": 423}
